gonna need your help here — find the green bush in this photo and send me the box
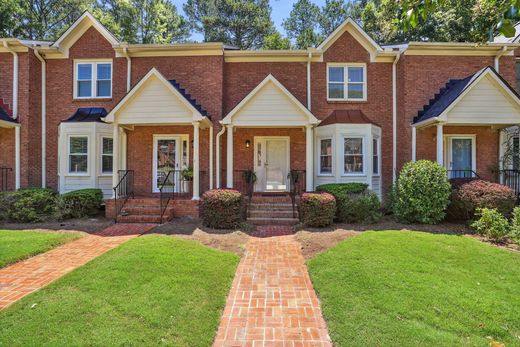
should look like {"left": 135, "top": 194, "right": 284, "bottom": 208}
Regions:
{"left": 300, "top": 192, "right": 336, "bottom": 227}
{"left": 394, "top": 160, "right": 451, "bottom": 224}
{"left": 510, "top": 207, "right": 520, "bottom": 243}
{"left": 201, "top": 189, "right": 243, "bottom": 229}
{"left": 471, "top": 208, "right": 511, "bottom": 243}
{"left": 316, "top": 183, "right": 382, "bottom": 223}
{"left": 0, "top": 192, "right": 15, "bottom": 220}
{"left": 60, "top": 189, "right": 104, "bottom": 219}
{"left": 8, "top": 188, "right": 58, "bottom": 223}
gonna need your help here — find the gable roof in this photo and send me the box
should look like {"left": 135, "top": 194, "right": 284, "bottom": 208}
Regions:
{"left": 317, "top": 17, "right": 383, "bottom": 60}
{"left": 62, "top": 108, "right": 107, "bottom": 123}
{"left": 221, "top": 74, "right": 319, "bottom": 126}
{"left": 319, "top": 110, "right": 380, "bottom": 127}
{"left": 413, "top": 66, "right": 520, "bottom": 125}
{"left": 52, "top": 11, "right": 119, "bottom": 56}
{"left": 104, "top": 68, "right": 210, "bottom": 125}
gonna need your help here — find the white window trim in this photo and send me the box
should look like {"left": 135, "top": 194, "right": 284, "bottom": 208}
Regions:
{"left": 342, "top": 135, "right": 365, "bottom": 176}
{"left": 67, "top": 135, "right": 89, "bottom": 176}
{"left": 73, "top": 60, "right": 113, "bottom": 99}
{"left": 317, "top": 137, "right": 334, "bottom": 176}
{"left": 373, "top": 137, "right": 381, "bottom": 177}
{"left": 327, "top": 63, "right": 367, "bottom": 102}
{"left": 100, "top": 136, "right": 113, "bottom": 176}
{"left": 444, "top": 134, "right": 477, "bottom": 173}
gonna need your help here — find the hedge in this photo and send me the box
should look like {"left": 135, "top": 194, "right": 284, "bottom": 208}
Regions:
{"left": 61, "top": 189, "right": 104, "bottom": 218}
{"left": 300, "top": 192, "right": 336, "bottom": 227}
{"left": 201, "top": 189, "right": 243, "bottom": 229}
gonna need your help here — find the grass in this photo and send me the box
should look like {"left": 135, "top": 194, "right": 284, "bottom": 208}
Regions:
{"left": 0, "top": 235, "right": 239, "bottom": 347}
{"left": 0, "top": 230, "right": 81, "bottom": 268}
{"left": 307, "top": 231, "right": 520, "bottom": 347}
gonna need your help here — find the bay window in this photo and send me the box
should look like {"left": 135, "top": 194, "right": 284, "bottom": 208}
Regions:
{"left": 327, "top": 64, "right": 367, "bottom": 101}
{"left": 75, "top": 61, "right": 112, "bottom": 99}
{"left": 344, "top": 137, "right": 364, "bottom": 174}
{"left": 69, "top": 136, "right": 88, "bottom": 174}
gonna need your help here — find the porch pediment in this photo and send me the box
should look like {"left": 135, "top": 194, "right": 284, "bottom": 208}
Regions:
{"left": 104, "top": 68, "right": 209, "bottom": 126}
{"left": 414, "top": 67, "right": 520, "bottom": 127}
{"left": 221, "top": 74, "right": 319, "bottom": 127}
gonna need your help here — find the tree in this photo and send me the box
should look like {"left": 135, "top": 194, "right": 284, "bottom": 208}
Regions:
{"left": 183, "top": 0, "right": 218, "bottom": 42}
{"left": 319, "top": 0, "right": 352, "bottom": 36}
{"left": 283, "top": 0, "right": 322, "bottom": 49}
{"left": 263, "top": 30, "right": 292, "bottom": 50}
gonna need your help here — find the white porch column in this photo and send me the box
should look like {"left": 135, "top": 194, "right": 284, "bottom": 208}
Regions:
{"left": 209, "top": 126, "right": 214, "bottom": 190}
{"left": 192, "top": 121, "right": 200, "bottom": 200}
{"left": 14, "top": 126, "right": 20, "bottom": 189}
{"left": 226, "top": 125, "right": 234, "bottom": 188}
{"left": 411, "top": 126, "right": 417, "bottom": 162}
{"left": 436, "top": 123, "right": 444, "bottom": 166}
{"left": 305, "top": 125, "right": 314, "bottom": 191}
{"left": 112, "top": 123, "right": 120, "bottom": 196}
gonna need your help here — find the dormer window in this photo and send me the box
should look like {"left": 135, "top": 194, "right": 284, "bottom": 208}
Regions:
{"left": 327, "top": 63, "right": 367, "bottom": 101}
{"left": 74, "top": 61, "right": 112, "bottom": 99}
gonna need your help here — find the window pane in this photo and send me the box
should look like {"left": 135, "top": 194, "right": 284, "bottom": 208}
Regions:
{"left": 97, "top": 80, "right": 111, "bottom": 97}
{"left": 344, "top": 138, "right": 363, "bottom": 155}
{"left": 328, "top": 83, "right": 344, "bottom": 99}
{"left": 77, "top": 64, "right": 92, "bottom": 80}
{"left": 348, "top": 67, "right": 364, "bottom": 82}
{"left": 516, "top": 61, "right": 520, "bottom": 93}
{"left": 344, "top": 155, "right": 363, "bottom": 173}
{"left": 103, "top": 138, "right": 113, "bottom": 154}
{"left": 102, "top": 155, "right": 113, "bottom": 173}
{"left": 78, "top": 81, "right": 92, "bottom": 97}
{"left": 70, "top": 155, "right": 88, "bottom": 173}
{"left": 320, "top": 156, "right": 332, "bottom": 174}
{"left": 513, "top": 137, "right": 519, "bottom": 170}
{"left": 70, "top": 137, "right": 88, "bottom": 154}
{"left": 320, "top": 139, "right": 332, "bottom": 156}
{"left": 373, "top": 139, "right": 379, "bottom": 174}
{"left": 372, "top": 139, "right": 378, "bottom": 155}
{"left": 347, "top": 84, "right": 364, "bottom": 99}
{"left": 97, "top": 64, "right": 111, "bottom": 80}
{"left": 328, "top": 67, "right": 344, "bottom": 82}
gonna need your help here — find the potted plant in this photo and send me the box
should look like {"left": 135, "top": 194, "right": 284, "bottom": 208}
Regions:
{"left": 181, "top": 167, "right": 193, "bottom": 193}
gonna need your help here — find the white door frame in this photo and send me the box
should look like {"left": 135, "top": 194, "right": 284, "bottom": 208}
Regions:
{"left": 444, "top": 134, "right": 477, "bottom": 172}
{"left": 152, "top": 134, "right": 188, "bottom": 193}
{"left": 253, "top": 136, "right": 290, "bottom": 192}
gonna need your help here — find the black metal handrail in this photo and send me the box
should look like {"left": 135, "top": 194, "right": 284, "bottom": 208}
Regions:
{"left": 113, "top": 170, "right": 134, "bottom": 223}
{"left": 159, "top": 170, "right": 175, "bottom": 224}
{"left": 288, "top": 170, "right": 306, "bottom": 218}
{"left": 501, "top": 169, "right": 520, "bottom": 197}
{"left": 447, "top": 170, "right": 480, "bottom": 179}
{"left": 0, "top": 167, "right": 12, "bottom": 192}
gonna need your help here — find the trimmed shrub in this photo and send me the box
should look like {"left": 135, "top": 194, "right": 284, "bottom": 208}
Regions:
{"left": 8, "top": 188, "right": 58, "bottom": 223}
{"left": 201, "top": 189, "right": 243, "bottom": 229}
{"left": 510, "top": 207, "right": 520, "bottom": 243}
{"left": 0, "top": 192, "right": 15, "bottom": 220}
{"left": 447, "top": 180, "right": 516, "bottom": 222}
{"left": 394, "top": 160, "right": 451, "bottom": 224}
{"left": 300, "top": 192, "right": 336, "bottom": 227}
{"left": 60, "top": 189, "right": 104, "bottom": 219}
{"left": 316, "top": 183, "right": 382, "bottom": 223}
{"left": 471, "top": 208, "right": 511, "bottom": 243}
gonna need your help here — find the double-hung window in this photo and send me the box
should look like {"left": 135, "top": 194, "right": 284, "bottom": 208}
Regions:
{"left": 372, "top": 138, "right": 380, "bottom": 175}
{"left": 75, "top": 61, "right": 112, "bottom": 99}
{"left": 344, "top": 137, "right": 364, "bottom": 174}
{"left": 101, "top": 137, "right": 114, "bottom": 174}
{"left": 319, "top": 138, "right": 333, "bottom": 175}
{"left": 69, "top": 136, "right": 88, "bottom": 174}
{"left": 327, "top": 64, "right": 366, "bottom": 101}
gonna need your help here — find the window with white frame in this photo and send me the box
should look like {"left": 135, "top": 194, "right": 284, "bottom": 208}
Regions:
{"left": 373, "top": 138, "right": 380, "bottom": 175}
{"left": 75, "top": 61, "right": 112, "bottom": 99}
{"left": 101, "top": 137, "right": 113, "bottom": 174}
{"left": 319, "top": 138, "right": 333, "bottom": 174}
{"left": 344, "top": 137, "right": 363, "bottom": 174}
{"left": 69, "top": 136, "right": 88, "bottom": 173}
{"left": 328, "top": 64, "right": 366, "bottom": 101}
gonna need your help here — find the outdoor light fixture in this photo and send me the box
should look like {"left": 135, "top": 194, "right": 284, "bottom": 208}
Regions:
{"left": 245, "top": 140, "right": 251, "bottom": 148}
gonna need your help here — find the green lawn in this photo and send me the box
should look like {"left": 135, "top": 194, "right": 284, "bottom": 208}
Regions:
{"left": 0, "top": 235, "right": 239, "bottom": 347}
{"left": 0, "top": 230, "right": 81, "bottom": 268}
{"left": 308, "top": 231, "right": 520, "bottom": 347}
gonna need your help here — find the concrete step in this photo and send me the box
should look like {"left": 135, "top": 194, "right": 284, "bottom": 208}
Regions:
{"left": 247, "top": 217, "right": 300, "bottom": 226}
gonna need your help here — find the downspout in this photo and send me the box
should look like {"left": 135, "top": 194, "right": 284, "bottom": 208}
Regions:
{"left": 392, "top": 50, "right": 401, "bottom": 183}
{"left": 122, "top": 46, "right": 131, "bottom": 92}
{"left": 33, "top": 48, "right": 46, "bottom": 188}
{"left": 209, "top": 125, "right": 214, "bottom": 189}
{"left": 494, "top": 45, "right": 508, "bottom": 73}
{"left": 215, "top": 125, "right": 226, "bottom": 188}
{"left": 3, "top": 41, "right": 18, "bottom": 119}
{"left": 307, "top": 52, "right": 312, "bottom": 111}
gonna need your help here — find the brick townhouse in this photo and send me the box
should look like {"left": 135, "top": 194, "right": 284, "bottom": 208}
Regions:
{"left": 1, "top": 11, "right": 520, "bottom": 223}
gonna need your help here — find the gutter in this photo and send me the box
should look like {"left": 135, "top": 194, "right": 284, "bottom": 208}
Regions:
{"left": 2, "top": 40, "right": 18, "bottom": 118}
{"left": 121, "top": 46, "right": 131, "bottom": 92}
{"left": 33, "top": 47, "right": 46, "bottom": 188}
{"left": 392, "top": 50, "right": 401, "bottom": 183}
{"left": 215, "top": 125, "right": 227, "bottom": 188}
{"left": 494, "top": 45, "right": 508, "bottom": 73}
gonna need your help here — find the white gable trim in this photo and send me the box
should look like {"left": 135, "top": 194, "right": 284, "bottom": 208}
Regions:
{"left": 52, "top": 12, "right": 119, "bottom": 57}
{"left": 104, "top": 68, "right": 208, "bottom": 125}
{"left": 221, "top": 74, "right": 319, "bottom": 126}
{"left": 318, "top": 18, "right": 382, "bottom": 61}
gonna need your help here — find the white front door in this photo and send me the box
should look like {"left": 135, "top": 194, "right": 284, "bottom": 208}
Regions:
{"left": 446, "top": 136, "right": 476, "bottom": 179}
{"left": 153, "top": 136, "right": 181, "bottom": 193}
{"left": 254, "top": 137, "right": 290, "bottom": 192}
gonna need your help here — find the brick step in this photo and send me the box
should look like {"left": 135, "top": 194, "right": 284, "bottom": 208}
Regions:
{"left": 247, "top": 217, "right": 300, "bottom": 226}
{"left": 122, "top": 206, "right": 174, "bottom": 216}
{"left": 250, "top": 196, "right": 292, "bottom": 204}
{"left": 125, "top": 199, "right": 162, "bottom": 206}
{"left": 249, "top": 210, "right": 297, "bottom": 218}
{"left": 117, "top": 214, "right": 162, "bottom": 224}
{"left": 249, "top": 203, "right": 294, "bottom": 210}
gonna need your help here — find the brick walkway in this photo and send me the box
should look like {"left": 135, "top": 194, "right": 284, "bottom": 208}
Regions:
{"left": 251, "top": 226, "right": 295, "bottom": 238}
{"left": 214, "top": 235, "right": 332, "bottom": 347}
{"left": 0, "top": 224, "right": 155, "bottom": 310}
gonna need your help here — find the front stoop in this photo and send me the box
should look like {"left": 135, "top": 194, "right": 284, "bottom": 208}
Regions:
{"left": 117, "top": 198, "right": 174, "bottom": 224}
{"left": 247, "top": 195, "right": 299, "bottom": 226}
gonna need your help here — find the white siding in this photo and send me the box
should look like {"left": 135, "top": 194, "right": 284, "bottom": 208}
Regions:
{"left": 117, "top": 76, "right": 193, "bottom": 125}
{"left": 448, "top": 76, "right": 520, "bottom": 124}
{"left": 232, "top": 82, "right": 311, "bottom": 127}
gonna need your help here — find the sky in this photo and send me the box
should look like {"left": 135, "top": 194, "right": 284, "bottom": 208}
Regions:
{"left": 171, "top": 0, "right": 329, "bottom": 41}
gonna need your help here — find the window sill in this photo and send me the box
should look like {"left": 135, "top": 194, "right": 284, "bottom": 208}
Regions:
{"left": 65, "top": 173, "right": 90, "bottom": 177}
{"left": 73, "top": 98, "right": 113, "bottom": 102}
{"left": 317, "top": 173, "right": 334, "bottom": 177}
{"left": 99, "top": 174, "right": 113, "bottom": 177}
{"left": 327, "top": 100, "right": 368, "bottom": 104}
{"left": 341, "top": 173, "right": 366, "bottom": 177}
